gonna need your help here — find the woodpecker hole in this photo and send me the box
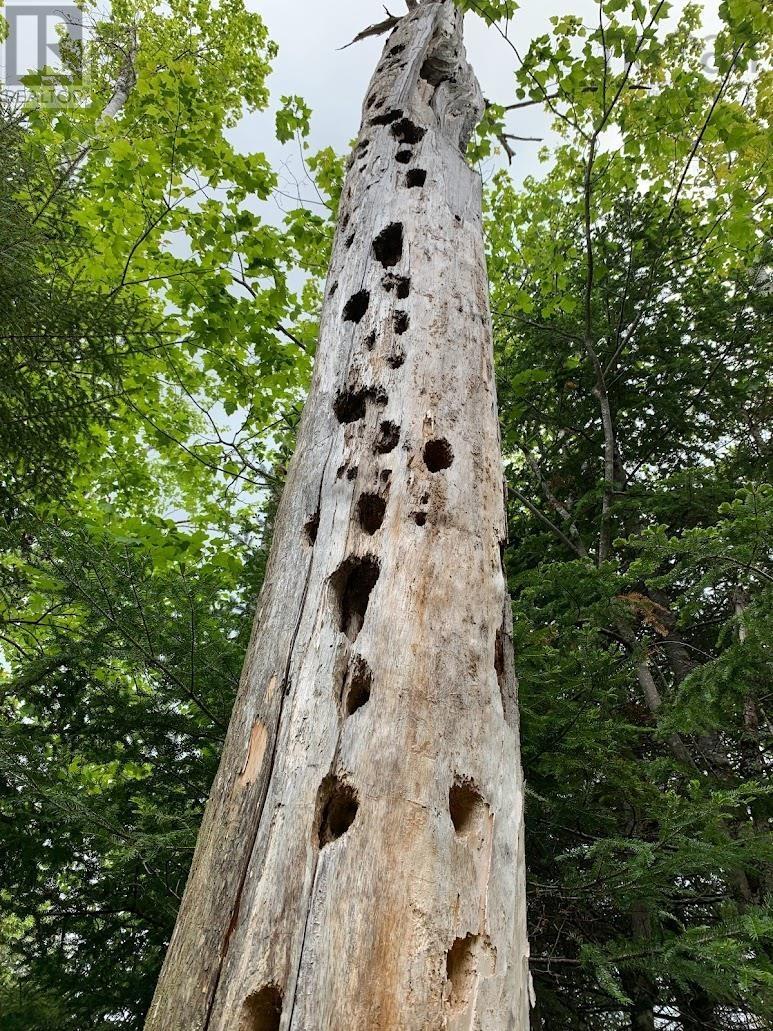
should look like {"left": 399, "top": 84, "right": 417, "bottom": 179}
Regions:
{"left": 343, "top": 655, "right": 373, "bottom": 716}
{"left": 304, "top": 510, "right": 320, "bottom": 545}
{"left": 241, "top": 985, "right": 282, "bottom": 1031}
{"left": 388, "top": 43, "right": 405, "bottom": 57}
{"left": 315, "top": 775, "right": 359, "bottom": 847}
{"left": 370, "top": 107, "right": 403, "bottom": 127}
{"left": 449, "top": 778, "right": 487, "bottom": 839}
{"left": 373, "top": 222, "right": 404, "bottom": 268}
{"left": 423, "top": 438, "right": 453, "bottom": 472}
{"left": 357, "top": 493, "right": 387, "bottom": 535}
{"left": 387, "top": 350, "right": 406, "bottom": 369}
{"left": 395, "top": 149, "right": 413, "bottom": 164}
{"left": 420, "top": 53, "right": 456, "bottom": 87}
{"left": 382, "top": 273, "right": 410, "bottom": 299}
{"left": 343, "top": 289, "right": 370, "bottom": 323}
{"left": 406, "top": 168, "right": 427, "bottom": 188}
{"left": 391, "top": 118, "right": 426, "bottom": 145}
{"left": 374, "top": 420, "right": 400, "bottom": 454}
{"left": 331, "top": 555, "right": 380, "bottom": 641}
{"left": 394, "top": 310, "right": 409, "bottom": 335}
{"left": 334, "top": 386, "right": 368, "bottom": 424}
{"left": 445, "top": 935, "right": 480, "bottom": 1012}
{"left": 414, "top": 512, "right": 427, "bottom": 527}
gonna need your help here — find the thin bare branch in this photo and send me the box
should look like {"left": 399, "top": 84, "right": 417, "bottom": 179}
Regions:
{"left": 340, "top": 9, "right": 401, "bottom": 50}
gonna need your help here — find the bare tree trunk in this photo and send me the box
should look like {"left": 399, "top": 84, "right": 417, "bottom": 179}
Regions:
{"left": 146, "top": 4, "right": 530, "bottom": 1029}
{"left": 621, "top": 897, "right": 656, "bottom": 1031}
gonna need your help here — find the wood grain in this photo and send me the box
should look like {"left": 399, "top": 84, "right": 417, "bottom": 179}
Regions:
{"left": 145, "top": 3, "right": 530, "bottom": 1027}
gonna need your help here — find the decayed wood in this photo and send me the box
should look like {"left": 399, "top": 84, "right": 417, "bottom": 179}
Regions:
{"left": 145, "top": 2, "right": 530, "bottom": 1027}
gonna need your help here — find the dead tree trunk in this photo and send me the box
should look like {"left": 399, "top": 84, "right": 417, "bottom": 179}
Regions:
{"left": 146, "top": 3, "right": 530, "bottom": 1028}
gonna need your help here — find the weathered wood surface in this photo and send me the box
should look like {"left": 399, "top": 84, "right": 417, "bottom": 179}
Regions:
{"left": 146, "top": 2, "right": 530, "bottom": 1027}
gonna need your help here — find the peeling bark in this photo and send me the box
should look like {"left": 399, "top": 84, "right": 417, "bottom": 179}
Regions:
{"left": 145, "top": 4, "right": 529, "bottom": 1029}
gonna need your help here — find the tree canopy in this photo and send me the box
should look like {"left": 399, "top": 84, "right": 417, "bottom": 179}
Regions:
{"left": 0, "top": 0, "right": 770, "bottom": 1028}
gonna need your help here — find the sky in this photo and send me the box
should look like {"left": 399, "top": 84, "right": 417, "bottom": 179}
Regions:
{"left": 240, "top": 0, "right": 723, "bottom": 215}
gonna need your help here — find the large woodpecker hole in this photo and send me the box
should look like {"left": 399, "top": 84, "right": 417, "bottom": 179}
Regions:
{"left": 382, "top": 273, "right": 410, "bottom": 299}
{"left": 406, "top": 168, "right": 427, "bottom": 189}
{"left": 331, "top": 555, "right": 380, "bottom": 641}
{"left": 373, "top": 222, "right": 404, "bottom": 268}
{"left": 445, "top": 935, "right": 480, "bottom": 1012}
{"left": 357, "top": 492, "right": 387, "bottom": 535}
{"left": 420, "top": 54, "right": 456, "bottom": 87}
{"left": 343, "top": 655, "right": 373, "bottom": 716}
{"left": 449, "top": 778, "right": 487, "bottom": 839}
{"left": 241, "top": 985, "right": 283, "bottom": 1031}
{"left": 343, "top": 289, "right": 370, "bottom": 323}
{"left": 391, "top": 118, "right": 426, "bottom": 145}
{"left": 316, "top": 775, "right": 359, "bottom": 847}
{"left": 334, "top": 386, "right": 368, "bottom": 424}
{"left": 423, "top": 438, "right": 454, "bottom": 472}
{"left": 370, "top": 107, "right": 403, "bottom": 127}
{"left": 394, "top": 310, "right": 410, "bottom": 335}
{"left": 388, "top": 42, "right": 405, "bottom": 57}
{"left": 395, "top": 149, "right": 413, "bottom": 164}
{"left": 374, "top": 420, "right": 400, "bottom": 454}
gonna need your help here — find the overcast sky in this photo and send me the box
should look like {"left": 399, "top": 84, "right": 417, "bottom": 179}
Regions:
{"left": 240, "top": 0, "right": 722, "bottom": 216}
